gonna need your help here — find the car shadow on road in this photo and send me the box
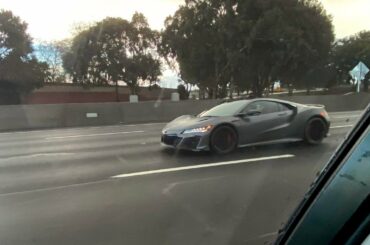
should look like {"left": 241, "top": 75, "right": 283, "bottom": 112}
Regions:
{"left": 160, "top": 147, "right": 212, "bottom": 157}
{"left": 159, "top": 141, "right": 316, "bottom": 166}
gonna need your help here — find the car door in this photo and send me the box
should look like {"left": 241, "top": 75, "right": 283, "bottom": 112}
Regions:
{"left": 272, "top": 102, "right": 297, "bottom": 138}
{"left": 237, "top": 101, "right": 291, "bottom": 145}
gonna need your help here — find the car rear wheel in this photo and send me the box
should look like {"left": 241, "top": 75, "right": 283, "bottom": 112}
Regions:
{"left": 304, "top": 117, "right": 327, "bottom": 145}
{"left": 210, "top": 126, "right": 237, "bottom": 154}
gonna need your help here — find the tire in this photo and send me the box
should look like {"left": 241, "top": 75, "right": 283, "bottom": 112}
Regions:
{"left": 304, "top": 117, "right": 327, "bottom": 145}
{"left": 210, "top": 125, "right": 238, "bottom": 154}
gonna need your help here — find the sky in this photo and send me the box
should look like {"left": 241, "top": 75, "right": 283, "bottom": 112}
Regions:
{"left": 1, "top": 0, "right": 370, "bottom": 41}
{"left": 2, "top": 0, "right": 370, "bottom": 88}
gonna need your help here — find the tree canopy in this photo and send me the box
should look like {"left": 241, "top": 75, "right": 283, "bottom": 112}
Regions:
{"left": 0, "top": 10, "right": 48, "bottom": 104}
{"left": 177, "top": 84, "right": 189, "bottom": 100}
{"left": 1, "top": 2, "right": 366, "bottom": 104}
{"left": 34, "top": 40, "right": 69, "bottom": 83}
{"left": 63, "top": 13, "right": 161, "bottom": 96}
{"left": 160, "top": 0, "right": 334, "bottom": 97}
{"left": 160, "top": 0, "right": 230, "bottom": 98}
{"left": 332, "top": 31, "right": 370, "bottom": 91}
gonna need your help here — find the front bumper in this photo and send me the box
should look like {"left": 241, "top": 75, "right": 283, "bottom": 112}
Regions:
{"left": 161, "top": 133, "right": 210, "bottom": 151}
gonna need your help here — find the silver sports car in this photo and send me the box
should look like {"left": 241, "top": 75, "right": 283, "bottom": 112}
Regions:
{"left": 161, "top": 98, "right": 330, "bottom": 154}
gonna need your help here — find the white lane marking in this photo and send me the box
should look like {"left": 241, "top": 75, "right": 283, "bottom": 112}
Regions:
{"left": 111, "top": 154, "right": 295, "bottom": 179}
{"left": 0, "top": 155, "right": 293, "bottom": 196}
{"left": 331, "top": 115, "right": 361, "bottom": 119}
{"left": 46, "top": 131, "right": 144, "bottom": 140}
{"left": 0, "top": 179, "right": 109, "bottom": 197}
{"left": 330, "top": 125, "right": 354, "bottom": 129}
{"left": 139, "top": 122, "right": 166, "bottom": 126}
{"left": 110, "top": 123, "right": 164, "bottom": 127}
{"left": 0, "top": 123, "right": 164, "bottom": 136}
{"left": 329, "top": 111, "right": 363, "bottom": 115}
{"left": 244, "top": 232, "right": 279, "bottom": 243}
{"left": 0, "top": 153, "right": 75, "bottom": 161}
{"left": 162, "top": 175, "right": 226, "bottom": 195}
{"left": 257, "top": 232, "right": 279, "bottom": 239}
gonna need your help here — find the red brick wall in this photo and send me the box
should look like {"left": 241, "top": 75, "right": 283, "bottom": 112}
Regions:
{"left": 23, "top": 90, "right": 174, "bottom": 104}
{"left": 23, "top": 86, "right": 176, "bottom": 104}
{"left": 24, "top": 92, "right": 128, "bottom": 104}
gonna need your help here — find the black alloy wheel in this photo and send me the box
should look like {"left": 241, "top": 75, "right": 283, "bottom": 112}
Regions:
{"left": 304, "top": 118, "right": 327, "bottom": 145}
{"left": 210, "top": 126, "right": 238, "bottom": 154}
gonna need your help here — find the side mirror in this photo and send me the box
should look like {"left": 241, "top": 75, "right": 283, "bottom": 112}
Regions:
{"left": 236, "top": 112, "right": 247, "bottom": 118}
{"left": 236, "top": 110, "right": 261, "bottom": 117}
{"left": 246, "top": 110, "right": 262, "bottom": 116}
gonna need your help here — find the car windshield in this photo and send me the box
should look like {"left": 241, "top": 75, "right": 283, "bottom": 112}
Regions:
{"left": 0, "top": 0, "right": 369, "bottom": 245}
{"left": 201, "top": 101, "right": 247, "bottom": 117}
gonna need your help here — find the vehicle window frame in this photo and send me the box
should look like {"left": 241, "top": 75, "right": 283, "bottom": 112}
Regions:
{"left": 278, "top": 103, "right": 293, "bottom": 112}
{"left": 201, "top": 100, "right": 248, "bottom": 117}
{"left": 243, "top": 100, "right": 281, "bottom": 115}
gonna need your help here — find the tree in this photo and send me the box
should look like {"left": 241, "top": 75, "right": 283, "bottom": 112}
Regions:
{"left": 332, "top": 31, "right": 370, "bottom": 92}
{"left": 34, "top": 40, "right": 69, "bottom": 83}
{"left": 63, "top": 13, "right": 161, "bottom": 100}
{"left": 0, "top": 10, "right": 48, "bottom": 104}
{"left": 224, "top": 0, "right": 334, "bottom": 96}
{"left": 177, "top": 84, "right": 189, "bottom": 100}
{"left": 301, "top": 63, "right": 337, "bottom": 91}
{"left": 160, "top": 0, "right": 334, "bottom": 97}
{"left": 159, "top": 0, "right": 231, "bottom": 99}
{"left": 62, "top": 27, "right": 102, "bottom": 85}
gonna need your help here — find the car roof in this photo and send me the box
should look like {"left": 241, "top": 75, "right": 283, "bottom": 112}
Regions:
{"left": 224, "top": 98, "right": 298, "bottom": 106}
{"left": 252, "top": 98, "right": 298, "bottom": 105}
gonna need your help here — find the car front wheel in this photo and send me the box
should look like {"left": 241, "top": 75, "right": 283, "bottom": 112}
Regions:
{"left": 210, "top": 126, "right": 237, "bottom": 154}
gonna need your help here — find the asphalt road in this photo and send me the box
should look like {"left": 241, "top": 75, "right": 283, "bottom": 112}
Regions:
{"left": 0, "top": 111, "right": 363, "bottom": 245}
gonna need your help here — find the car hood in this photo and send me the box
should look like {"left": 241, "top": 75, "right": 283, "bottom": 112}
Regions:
{"left": 163, "top": 115, "right": 217, "bottom": 134}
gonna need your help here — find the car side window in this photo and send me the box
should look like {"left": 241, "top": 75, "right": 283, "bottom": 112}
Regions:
{"left": 278, "top": 103, "right": 292, "bottom": 112}
{"left": 245, "top": 101, "right": 280, "bottom": 115}
{"left": 244, "top": 102, "right": 261, "bottom": 113}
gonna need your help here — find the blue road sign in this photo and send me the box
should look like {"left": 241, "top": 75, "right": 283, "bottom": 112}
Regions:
{"left": 350, "top": 61, "right": 369, "bottom": 81}
{"left": 350, "top": 62, "right": 369, "bottom": 93}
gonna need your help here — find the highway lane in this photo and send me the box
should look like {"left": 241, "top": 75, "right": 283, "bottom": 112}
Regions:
{"left": 0, "top": 111, "right": 363, "bottom": 245}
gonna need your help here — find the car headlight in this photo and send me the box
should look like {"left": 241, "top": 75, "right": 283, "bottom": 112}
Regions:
{"left": 182, "top": 125, "right": 213, "bottom": 134}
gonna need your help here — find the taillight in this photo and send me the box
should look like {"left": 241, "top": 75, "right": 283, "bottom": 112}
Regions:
{"left": 320, "top": 111, "right": 329, "bottom": 118}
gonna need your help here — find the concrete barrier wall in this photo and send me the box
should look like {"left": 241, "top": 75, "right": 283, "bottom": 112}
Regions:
{"left": 0, "top": 94, "right": 368, "bottom": 131}
{"left": 274, "top": 93, "right": 370, "bottom": 112}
